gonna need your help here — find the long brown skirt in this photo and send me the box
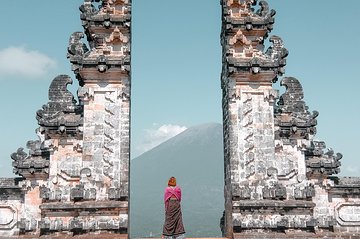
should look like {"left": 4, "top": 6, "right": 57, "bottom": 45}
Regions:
{"left": 163, "top": 199, "right": 185, "bottom": 236}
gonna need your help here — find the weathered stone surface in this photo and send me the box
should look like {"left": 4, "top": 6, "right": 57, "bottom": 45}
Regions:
{"left": 221, "top": 0, "right": 360, "bottom": 238}
{"left": 0, "top": 0, "right": 131, "bottom": 237}
{"left": 36, "top": 75, "right": 83, "bottom": 136}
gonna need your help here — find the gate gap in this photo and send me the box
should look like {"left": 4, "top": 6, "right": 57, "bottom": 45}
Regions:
{"left": 130, "top": 0, "right": 224, "bottom": 238}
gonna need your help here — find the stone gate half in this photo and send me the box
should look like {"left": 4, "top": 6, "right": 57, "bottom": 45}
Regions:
{"left": 0, "top": 0, "right": 131, "bottom": 237}
{"left": 221, "top": 0, "right": 360, "bottom": 238}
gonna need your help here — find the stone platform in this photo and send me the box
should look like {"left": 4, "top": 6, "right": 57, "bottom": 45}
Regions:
{"left": 3, "top": 235, "right": 360, "bottom": 239}
{"left": 234, "top": 233, "right": 360, "bottom": 239}
{"left": 2, "top": 237, "right": 225, "bottom": 239}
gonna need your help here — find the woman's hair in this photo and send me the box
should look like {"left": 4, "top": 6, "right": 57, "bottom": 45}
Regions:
{"left": 168, "top": 176, "right": 176, "bottom": 187}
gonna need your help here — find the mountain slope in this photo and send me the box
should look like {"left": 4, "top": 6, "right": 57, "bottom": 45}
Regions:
{"left": 130, "top": 123, "right": 224, "bottom": 238}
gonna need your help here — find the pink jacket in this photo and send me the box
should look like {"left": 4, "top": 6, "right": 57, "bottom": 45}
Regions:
{"left": 164, "top": 186, "right": 182, "bottom": 209}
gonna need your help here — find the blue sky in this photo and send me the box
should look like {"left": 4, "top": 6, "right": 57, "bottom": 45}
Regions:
{"left": 0, "top": 1, "right": 359, "bottom": 177}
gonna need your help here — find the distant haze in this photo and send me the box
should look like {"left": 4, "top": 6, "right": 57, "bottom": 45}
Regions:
{"left": 130, "top": 123, "right": 224, "bottom": 238}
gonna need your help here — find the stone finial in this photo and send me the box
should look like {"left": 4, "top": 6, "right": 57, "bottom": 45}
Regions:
{"left": 275, "top": 77, "right": 319, "bottom": 141}
{"left": 67, "top": 32, "right": 88, "bottom": 58}
{"left": 36, "top": 75, "right": 82, "bottom": 135}
{"left": 48, "top": 75, "right": 76, "bottom": 105}
{"left": 11, "top": 141, "right": 50, "bottom": 179}
{"left": 267, "top": 36, "right": 288, "bottom": 66}
{"left": 79, "top": 0, "right": 98, "bottom": 15}
{"left": 10, "top": 148, "right": 27, "bottom": 163}
{"left": 277, "top": 77, "right": 307, "bottom": 113}
{"left": 305, "top": 142, "right": 342, "bottom": 176}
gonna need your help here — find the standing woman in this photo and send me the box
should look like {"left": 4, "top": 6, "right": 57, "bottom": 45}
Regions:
{"left": 163, "top": 177, "right": 186, "bottom": 239}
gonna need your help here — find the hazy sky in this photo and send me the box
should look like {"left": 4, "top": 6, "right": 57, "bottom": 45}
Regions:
{"left": 0, "top": 1, "right": 359, "bottom": 177}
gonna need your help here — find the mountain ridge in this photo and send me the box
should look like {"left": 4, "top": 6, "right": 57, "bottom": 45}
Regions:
{"left": 134, "top": 122, "right": 222, "bottom": 159}
{"left": 130, "top": 122, "right": 224, "bottom": 238}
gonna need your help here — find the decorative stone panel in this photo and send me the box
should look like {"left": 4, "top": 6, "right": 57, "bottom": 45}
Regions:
{"left": 335, "top": 203, "right": 360, "bottom": 226}
{"left": 0, "top": 205, "right": 17, "bottom": 230}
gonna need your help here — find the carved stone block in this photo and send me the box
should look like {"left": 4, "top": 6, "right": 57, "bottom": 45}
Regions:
{"left": 70, "top": 219, "right": 83, "bottom": 230}
{"left": 70, "top": 185, "right": 84, "bottom": 201}
{"left": 335, "top": 203, "right": 360, "bottom": 226}
{"left": 0, "top": 205, "right": 17, "bottom": 230}
{"left": 18, "top": 218, "right": 37, "bottom": 232}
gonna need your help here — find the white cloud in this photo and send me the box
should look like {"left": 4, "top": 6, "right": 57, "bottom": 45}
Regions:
{"left": 0, "top": 46, "right": 57, "bottom": 79}
{"left": 133, "top": 124, "right": 187, "bottom": 157}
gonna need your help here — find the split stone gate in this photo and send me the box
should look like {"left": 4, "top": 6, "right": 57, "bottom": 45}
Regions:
{"left": 1, "top": 1, "right": 360, "bottom": 238}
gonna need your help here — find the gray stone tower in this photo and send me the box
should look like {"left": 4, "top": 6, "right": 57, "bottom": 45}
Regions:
{"left": 221, "top": 1, "right": 360, "bottom": 238}
{"left": 0, "top": 0, "right": 131, "bottom": 237}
